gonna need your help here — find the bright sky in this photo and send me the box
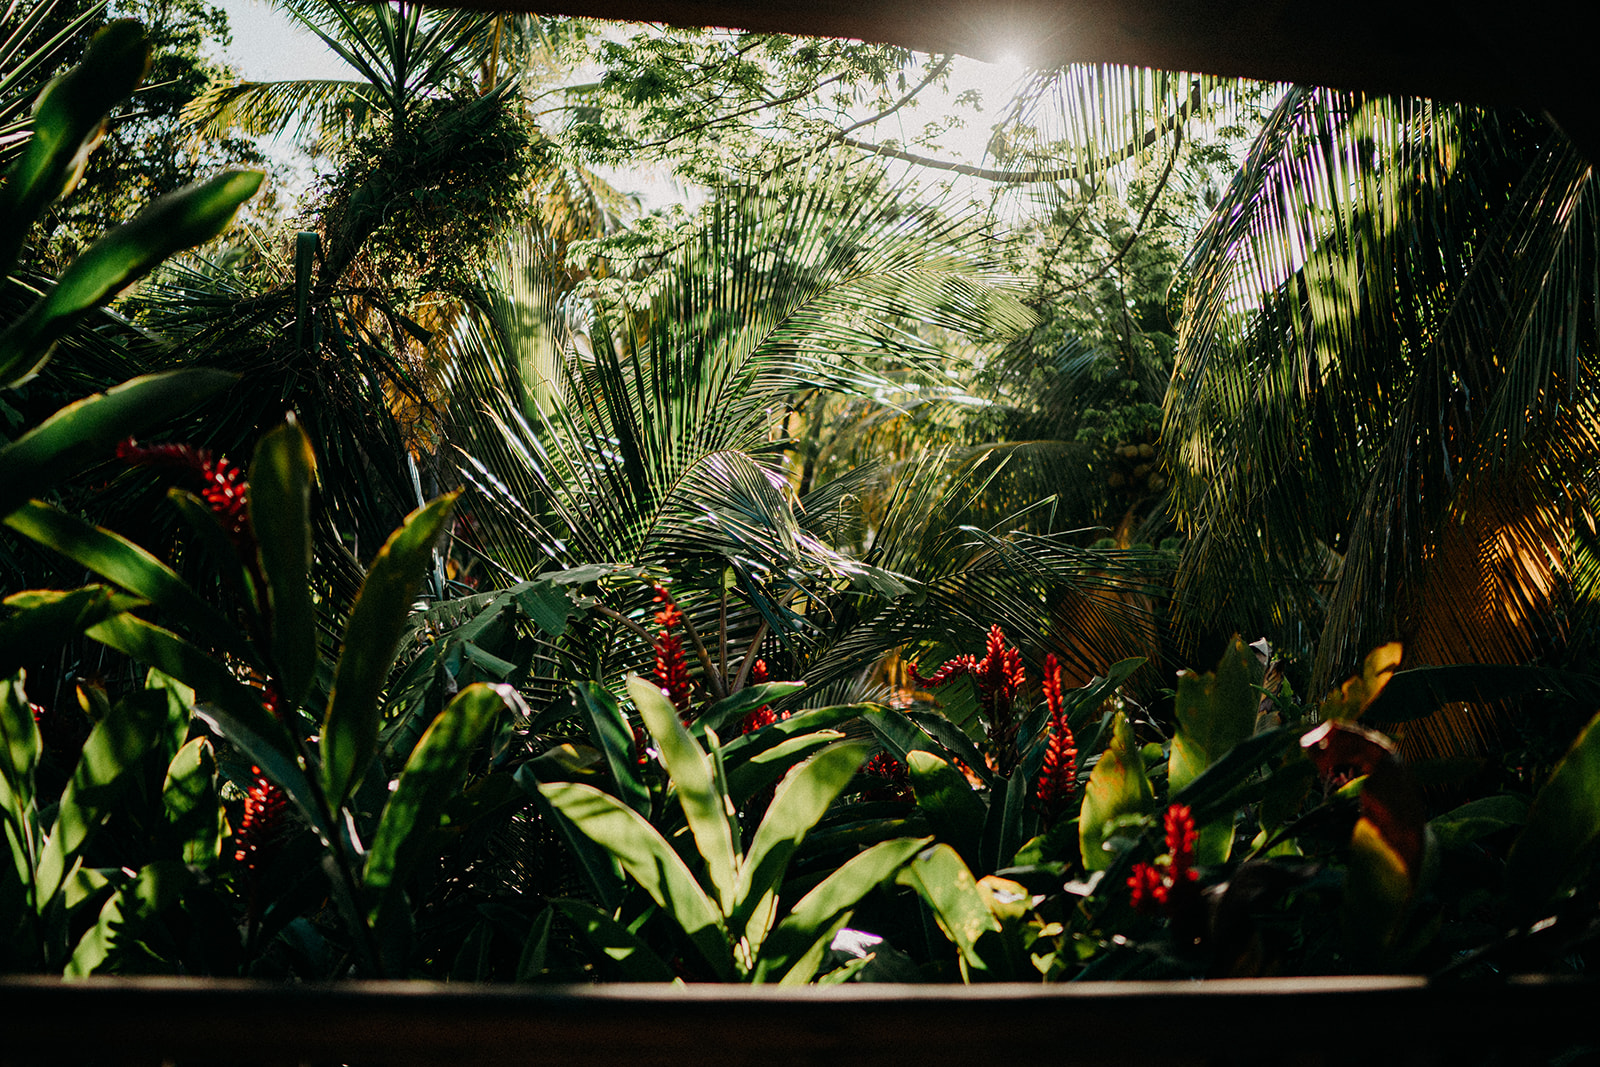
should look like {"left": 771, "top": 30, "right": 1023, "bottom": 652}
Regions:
{"left": 207, "top": 0, "right": 1030, "bottom": 207}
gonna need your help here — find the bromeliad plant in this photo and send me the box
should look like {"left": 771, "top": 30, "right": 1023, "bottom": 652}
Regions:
{"left": 2, "top": 416, "right": 539, "bottom": 976}
{"left": 867, "top": 625, "right": 1144, "bottom": 880}
{"left": 526, "top": 674, "right": 929, "bottom": 982}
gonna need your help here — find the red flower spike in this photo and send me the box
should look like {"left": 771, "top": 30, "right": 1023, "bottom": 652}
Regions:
{"left": 1041, "top": 652, "right": 1063, "bottom": 719}
{"left": 1034, "top": 654, "right": 1078, "bottom": 820}
{"left": 632, "top": 724, "right": 650, "bottom": 767}
{"left": 909, "top": 653, "right": 977, "bottom": 689}
{"left": 201, "top": 455, "right": 251, "bottom": 543}
{"left": 649, "top": 585, "right": 695, "bottom": 719}
{"left": 1127, "top": 804, "right": 1202, "bottom": 917}
{"left": 1164, "top": 803, "right": 1199, "bottom": 884}
{"left": 911, "top": 627, "right": 1026, "bottom": 763}
{"left": 738, "top": 658, "right": 780, "bottom": 734}
{"left": 119, "top": 437, "right": 253, "bottom": 550}
{"left": 1128, "top": 862, "right": 1166, "bottom": 914}
{"left": 862, "top": 752, "right": 911, "bottom": 802}
{"left": 740, "top": 706, "right": 778, "bottom": 734}
{"left": 234, "top": 766, "right": 288, "bottom": 872}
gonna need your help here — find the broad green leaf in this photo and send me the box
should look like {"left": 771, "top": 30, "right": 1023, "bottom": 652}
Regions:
{"left": 776, "top": 912, "right": 855, "bottom": 987}
{"left": 0, "top": 587, "right": 145, "bottom": 678}
{"left": 1429, "top": 794, "right": 1528, "bottom": 850}
{"left": 161, "top": 738, "right": 221, "bottom": 868}
{"left": 0, "top": 671, "right": 41, "bottom": 887}
{"left": 91, "top": 615, "right": 324, "bottom": 840}
{"left": 61, "top": 865, "right": 115, "bottom": 916}
{"left": 0, "top": 170, "right": 264, "bottom": 385}
{"left": 365, "top": 684, "right": 510, "bottom": 916}
{"left": 549, "top": 899, "right": 675, "bottom": 982}
{"left": 86, "top": 614, "right": 280, "bottom": 744}
{"left": 0, "top": 20, "right": 147, "bottom": 274}
{"left": 143, "top": 669, "right": 196, "bottom": 767}
{"left": 0, "top": 370, "right": 235, "bottom": 519}
{"left": 905, "top": 749, "right": 986, "bottom": 871}
{"left": 516, "top": 906, "right": 555, "bottom": 981}
{"left": 718, "top": 704, "right": 866, "bottom": 769}
{"left": 1079, "top": 711, "right": 1154, "bottom": 870}
{"left": 895, "top": 843, "right": 1000, "bottom": 979}
{"left": 322, "top": 492, "right": 457, "bottom": 805}
{"left": 518, "top": 772, "right": 624, "bottom": 910}
{"left": 1508, "top": 708, "right": 1600, "bottom": 914}
{"left": 627, "top": 674, "right": 738, "bottom": 912}
{"left": 1171, "top": 726, "right": 1299, "bottom": 826}
{"left": 64, "top": 859, "right": 188, "bottom": 978}
{"left": 981, "top": 760, "right": 1029, "bottom": 875}
{"left": 905, "top": 711, "right": 997, "bottom": 787}
{"left": 734, "top": 740, "right": 872, "bottom": 957}
{"left": 754, "top": 835, "right": 929, "bottom": 983}
{"left": 1169, "top": 636, "right": 1262, "bottom": 863}
{"left": 510, "top": 580, "right": 580, "bottom": 637}
{"left": 249, "top": 420, "right": 318, "bottom": 710}
{"left": 862, "top": 706, "right": 942, "bottom": 765}
{"left": 0, "top": 671, "right": 42, "bottom": 817}
{"left": 1318, "top": 642, "right": 1403, "bottom": 722}
{"left": 696, "top": 682, "right": 807, "bottom": 738}
{"left": 572, "top": 682, "right": 649, "bottom": 816}
{"left": 725, "top": 730, "right": 844, "bottom": 808}
{"left": 5, "top": 501, "right": 249, "bottom": 660}
{"left": 35, "top": 690, "right": 167, "bottom": 910}
{"left": 538, "top": 780, "right": 730, "bottom": 977}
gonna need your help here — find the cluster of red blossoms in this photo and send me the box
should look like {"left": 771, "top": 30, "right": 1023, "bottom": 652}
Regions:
{"left": 861, "top": 752, "right": 911, "bottom": 802}
{"left": 650, "top": 585, "right": 696, "bottom": 721}
{"left": 116, "top": 438, "right": 251, "bottom": 548}
{"left": 233, "top": 766, "right": 288, "bottom": 872}
{"left": 911, "top": 624, "right": 1028, "bottom": 770}
{"left": 1033, "top": 653, "right": 1078, "bottom": 821}
{"left": 739, "top": 659, "right": 791, "bottom": 734}
{"left": 1128, "top": 804, "right": 1199, "bottom": 914}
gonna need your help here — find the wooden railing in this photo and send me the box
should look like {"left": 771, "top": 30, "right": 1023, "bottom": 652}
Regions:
{"left": 2, "top": 974, "right": 1592, "bottom": 1066}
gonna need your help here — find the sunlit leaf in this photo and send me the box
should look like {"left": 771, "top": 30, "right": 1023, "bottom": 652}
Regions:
{"left": 1078, "top": 710, "right": 1154, "bottom": 870}
{"left": 250, "top": 419, "right": 319, "bottom": 711}
{"left": 0, "top": 370, "right": 235, "bottom": 519}
{"left": 627, "top": 673, "right": 738, "bottom": 912}
{"left": 322, "top": 492, "right": 457, "bottom": 805}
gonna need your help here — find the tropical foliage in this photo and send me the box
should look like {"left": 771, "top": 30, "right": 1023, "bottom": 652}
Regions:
{"left": 3, "top": 1, "right": 1600, "bottom": 991}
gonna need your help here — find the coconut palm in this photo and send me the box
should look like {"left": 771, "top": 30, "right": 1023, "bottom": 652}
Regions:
{"left": 1164, "top": 89, "right": 1600, "bottom": 759}
{"left": 438, "top": 163, "right": 1165, "bottom": 707}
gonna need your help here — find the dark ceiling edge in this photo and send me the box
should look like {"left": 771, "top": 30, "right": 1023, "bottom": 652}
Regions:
{"left": 429, "top": 0, "right": 1600, "bottom": 163}
{"left": 436, "top": 0, "right": 1545, "bottom": 105}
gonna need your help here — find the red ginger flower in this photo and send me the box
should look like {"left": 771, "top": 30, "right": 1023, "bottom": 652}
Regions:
{"left": 1127, "top": 804, "right": 1200, "bottom": 915}
{"left": 118, "top": 438, "right": 251, "bottom": 548}
{"left": 234, "top": 766, "right": 288, "bottom": 872}
{"left": 1034, "top": 654, "right": 1078, "bottom": 820}
{"left": 650, "top": 585, "right": 695, "bottom": 720}
{"left": 1164, "top": 803, "right": 1199, "bottom": 881}
{"left": 910, "top": 625, "right": 1027, "bottom": 769}
{"left": 1128, "top": 860, "right": 1167, "bottom": 911}
{"left": 862, "top": 752, "right": 911, "bottom": 802}
{"left": 739, "top": 658, "right": 790, "bottom": 734}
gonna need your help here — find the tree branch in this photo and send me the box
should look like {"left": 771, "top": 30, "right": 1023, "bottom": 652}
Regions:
{"left": 835, "top": 79, "right": 1202, "bottom": 184}
{"left": 632, "top": 69, "right": 851, "bottom": 151}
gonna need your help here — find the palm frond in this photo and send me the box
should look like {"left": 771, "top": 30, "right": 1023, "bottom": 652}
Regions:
{"left": 1164, "top": 87, "right": 1600, "bottom": 759}
{"left": 0, "top": 0, "right": 106, "bottom": 165}
{"left": 181, "top": 76, "right": 378, "bottom": 146}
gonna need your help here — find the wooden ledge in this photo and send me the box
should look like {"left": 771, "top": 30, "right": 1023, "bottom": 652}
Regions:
{"left": 3, "top": 974, "right": 1592, "bottom": 1065}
